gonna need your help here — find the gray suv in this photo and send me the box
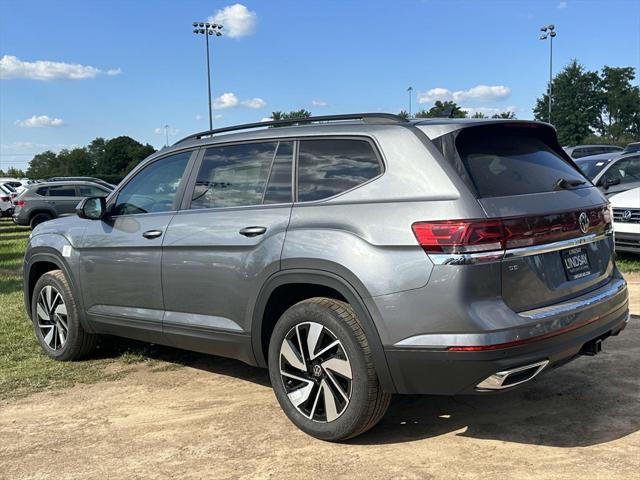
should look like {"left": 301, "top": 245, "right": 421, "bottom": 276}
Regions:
{"left": 13, "top": 181, "right": 111, "bottom": 228}
{"left": 23, "top": 114, "right": 629, "bottom": 441}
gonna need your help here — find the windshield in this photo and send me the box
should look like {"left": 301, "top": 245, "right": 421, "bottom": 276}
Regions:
{"left": 575, "top": 158, "right": 611, "bottom": 180}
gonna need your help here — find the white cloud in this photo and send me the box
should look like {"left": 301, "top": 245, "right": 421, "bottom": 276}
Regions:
{"left": 418, "top": 85, "right": 511, "bottom": 104}
{"left": 209, "top": 4, "right": 257, "bottom": 39}
{"left": 241, "top": 97, "right": 266, "bottom": 108}
{"left": 213, "top": 92, "right": 239, "bottom": 109}
{"left": 0, "top": 55, "right": 121, "bottom": 81}
{"left": 15, "top": 115, "right": 65, "bottom": 127}
{"left": 557, "top": 1, "right": 568, "bottom": 9}
{"left": 311, "top": 100, "right": 328, "bottom": 107}
{"left": 461, "top": 106, "right": 518, "bottom": 117}
{"left": 260, "top": 117, "right": 272, "bottom": 122}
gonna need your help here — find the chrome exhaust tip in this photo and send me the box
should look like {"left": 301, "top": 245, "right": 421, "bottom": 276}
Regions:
{"left": 476, "top": 360, "right": 549, "bottom": 391}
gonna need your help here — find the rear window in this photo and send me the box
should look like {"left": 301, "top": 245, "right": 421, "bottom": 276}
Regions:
{"left": 454, "top": 126, "right": 588, "bottom": 198}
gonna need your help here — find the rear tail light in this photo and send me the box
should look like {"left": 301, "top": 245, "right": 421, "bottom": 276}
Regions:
{"left": 412, "top": 206, "right": 611, "bottom": 255}
{"left": 0, "top": 196, "right": 9, "bottom": 202}
{"left": 14, "top": 200, "right": 25, "bottom": 207}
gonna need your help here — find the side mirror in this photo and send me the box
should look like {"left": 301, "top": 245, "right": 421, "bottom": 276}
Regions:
{"left": 600, "top": 178, "right": 621, "bottom": 189}
{"left": 76, "top": 196, "right": 107, "bottom": 220}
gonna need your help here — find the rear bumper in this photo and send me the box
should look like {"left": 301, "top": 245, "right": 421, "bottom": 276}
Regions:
{"left": 614, "top": 232, "right": 640, "bottom": 254}
{"left": 384, "top": 278, "right": 629, "bottom": 395}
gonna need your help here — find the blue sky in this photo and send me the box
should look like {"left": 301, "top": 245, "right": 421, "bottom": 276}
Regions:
{"left": 1, "top": 0, "right": 639, "bottom": 171}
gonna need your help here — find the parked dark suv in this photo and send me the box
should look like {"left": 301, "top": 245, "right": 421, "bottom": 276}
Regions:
{"left": 23, "top": 114, "right": 629, "bottom": 441}
{"left": 13, "top": 180, "right": 111, "bottom": 228}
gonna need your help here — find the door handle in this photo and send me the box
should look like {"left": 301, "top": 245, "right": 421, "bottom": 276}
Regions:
{"left": 142, "top": 229, "right": 163, "bottom": 239}
{"left": 239, "top": 226, "right": 267, "bottom": 237}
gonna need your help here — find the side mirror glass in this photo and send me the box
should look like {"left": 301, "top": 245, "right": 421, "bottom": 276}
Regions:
{"left": 77, "top": 196, "right": 106, "bottom": 220}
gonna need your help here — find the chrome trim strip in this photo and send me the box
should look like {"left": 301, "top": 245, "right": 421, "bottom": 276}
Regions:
{"left": 428, "top": 231, "right": 612, "bottom": 265}
{"left": 476, "top": 360, "right": 549, "bottom": 390}
{"left": 504, "top": 232, "right": 610, "bottom": 259}
{"left": 519, "top": 277, "right": 626, "bottom": 321}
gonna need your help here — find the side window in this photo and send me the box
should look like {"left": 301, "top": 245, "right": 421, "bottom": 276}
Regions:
{"left": 78, "top": 185, "right": 108, "bottom": 197}
{"left": 113, "top": 151, "right": 191, "bottom": 215}
{"left": 603, "top": 157, "right": 640, "bottom": 185}
{"left": 190, "top": 142, "right": 277, "bottom": 209}
{"left": 297, "top": 139, "right": 381, "bottom": 202}
{"left": 263, "top": 141, "right": 293, "bottom": 204}
{"left": 36, "top": 187, "right": 49, "bottom": 196}
{"left": 48, "top": 185, "right": 77, "bottom": 197}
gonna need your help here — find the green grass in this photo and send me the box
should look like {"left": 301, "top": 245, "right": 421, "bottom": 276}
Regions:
{"left": 0, "top": 217, "right": 193, "bottom": 400}
{"left": 616, "top": 253, "right": 640, "bottom": 273}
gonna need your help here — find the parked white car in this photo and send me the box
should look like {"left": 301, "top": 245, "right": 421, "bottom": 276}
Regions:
{"left": 0, "top": 184, "right": 14, "bottom": 217}
{"left": 0, "top": 177, "right": 28, "bottom": 194}
{"left": 610, "top": 187, "right": 640, "bottom": 254}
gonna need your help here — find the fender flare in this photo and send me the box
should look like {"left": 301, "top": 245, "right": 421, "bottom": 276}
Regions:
{"left": 24, "top": 249, "right": 93, "bottom": 333}
{"left": 250, "top": 269, "right": 397, "bottom": 393}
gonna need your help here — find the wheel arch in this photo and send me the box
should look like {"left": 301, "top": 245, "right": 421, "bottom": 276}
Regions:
{"left": 24, "top": 250, "right": 92, "bottom": 332}
{"left": 251, "top": 269, "right": 396, "bottom": 393}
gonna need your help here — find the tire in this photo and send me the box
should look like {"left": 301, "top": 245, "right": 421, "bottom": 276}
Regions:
{"left": 31, "top": 269, "right": 97, "bottom": 361}
{"left": 30, "top": 212, "right": 53, "bottom": 229}
{"left": 268, "top": 297, "right": 391, "bottom": 441}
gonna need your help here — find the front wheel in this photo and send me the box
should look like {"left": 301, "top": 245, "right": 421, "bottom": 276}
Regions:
{"left": 268, "top": 297, "right": 391, "bottom": 441}
{"left": 31, "top": 270, "right": 97, "bottom": 361}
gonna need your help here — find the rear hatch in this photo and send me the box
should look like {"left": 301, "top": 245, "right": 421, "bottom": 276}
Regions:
{"left": 421, "top": 121, "right": 614, "bottom": 312}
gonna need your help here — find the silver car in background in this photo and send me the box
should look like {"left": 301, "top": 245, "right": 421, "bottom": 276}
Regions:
{"left": 23, "top": 114, "right": 629, "bottom": 441}
{"left": 575, "top": 151, "right": 640, "bottom": 196}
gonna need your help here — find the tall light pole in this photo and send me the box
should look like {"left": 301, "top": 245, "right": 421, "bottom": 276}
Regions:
{"left": 193, "top": 21, "right": 223, "bottom": 131}
{"left": 540, "top": 24, "right": 557, "bottom": 124}
{"left": 407, "top": 86, "right": 413, "bottom": 117}
{"left": 164, "top": 124, "right": 169, "bottom": 147}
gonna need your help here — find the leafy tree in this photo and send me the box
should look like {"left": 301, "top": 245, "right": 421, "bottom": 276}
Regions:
{"left": 415, "top": 101, "right": 467, "bottom": 118}
{"left": 492, "top": 111, "right": 517, "bottom": 119}
{"left": 26, "top": 151, "right": 58, "bottom": 179}
{"left": 598, "top": 66, "right": 640, "bottom": 140}
{"left": 471, "top": 112, "right": 486, "bottom": 118}
{"left": 5, "top": 166, "right": 26, "bottom": 177}
{"left": 270, "top": 109, "right": 312, "bottom": 121}
{"left": 397, "top": 110, "right": 410, "bottom": 120}
{"left": 534, "top": 60, "right": 603, "bottom": 145}
{"left": 96, "top": 136, "right": 155, "bottom": 177}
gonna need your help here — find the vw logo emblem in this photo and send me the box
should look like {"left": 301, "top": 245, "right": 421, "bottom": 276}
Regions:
{"left": 579, "top": 212, "right": 590, "bottom": 234}
{"left": 622, "top": 210, "right": 632, "bottom": 222}
{"left": 312, "top": 364, "right": 323, "bottom": 378}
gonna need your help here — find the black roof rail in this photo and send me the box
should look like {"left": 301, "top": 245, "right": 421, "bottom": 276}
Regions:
{"left": 173, "top": 113, "right": 408, "bottom": 145}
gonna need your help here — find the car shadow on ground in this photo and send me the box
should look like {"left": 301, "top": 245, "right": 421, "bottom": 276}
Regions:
{"left": 91, "top": 321, "right": 638, "bottom": 448}
{"left": 353, "top": 321, "right": 640, "bottom": 448}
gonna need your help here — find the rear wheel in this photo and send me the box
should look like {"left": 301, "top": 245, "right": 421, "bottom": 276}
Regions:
{"left": 30, "top": 212, "right": 52, "bottom": 229}
{"left": 268, "top": 297, "right": 391, "bottom": 441}
{"left": 31, "top": 270, "right": 97, "bottom": 361}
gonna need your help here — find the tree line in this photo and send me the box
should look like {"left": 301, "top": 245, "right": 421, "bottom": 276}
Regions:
{"left": 1, "top": 136, "right": 156, "bottom": 183}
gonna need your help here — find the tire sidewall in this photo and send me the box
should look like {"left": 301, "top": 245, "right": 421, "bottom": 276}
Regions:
{"left": 31, "top": 271, "right": 80, "bottom": 361}
{"left": 268, "top": 299, "right": 373, "bottom": 441}
{"left": 30, "top": 213, "right": 52, "bottom": 229}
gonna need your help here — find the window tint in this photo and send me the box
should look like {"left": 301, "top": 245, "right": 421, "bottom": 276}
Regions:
{"left": 35, "top": 187, "right": 49, "bottom": 196}
{"left": 297, "top": 139, "right": 381, "bottom": 202}
{"left": 190, "top": 142, "right": 277, "bottom": 209}
{"left": 602, "top": 157, "right": 640, "bottom": 185}
{"left": 78, "top": 185, "right": 108, "bottom": 197}
{"left": 575, "top": 158, "right": 610, "bottom": 180}
{"left": 113, "top": 151, "right": 191, "bottom": 215}
{"left": 263, "top": 142, "right": 293, "bottom": 204}
{"left": 48, "top": 185, "right": 77, "bottom": 197}
{"left": 455, "top": 126, "right": 587, "bottom": 197}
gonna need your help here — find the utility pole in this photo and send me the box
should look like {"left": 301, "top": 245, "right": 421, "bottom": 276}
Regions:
{"left": 407, "top": 86, "right": 413, "bottom": 117}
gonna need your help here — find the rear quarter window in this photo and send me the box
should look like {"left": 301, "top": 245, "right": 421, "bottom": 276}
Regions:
{"left": 454, "top": 125, "right": 588, "bottom": 198}
{"left": 297, "top": 139, "right": 381, "bottom": 202}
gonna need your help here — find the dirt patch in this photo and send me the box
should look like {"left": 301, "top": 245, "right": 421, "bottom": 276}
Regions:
{"left": 1, "top": 319, "right": 638, "bottom": 479}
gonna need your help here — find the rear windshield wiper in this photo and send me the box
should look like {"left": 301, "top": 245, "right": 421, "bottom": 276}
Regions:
{"left": 553, "top": 178, "right": 586, "bottom": 190}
